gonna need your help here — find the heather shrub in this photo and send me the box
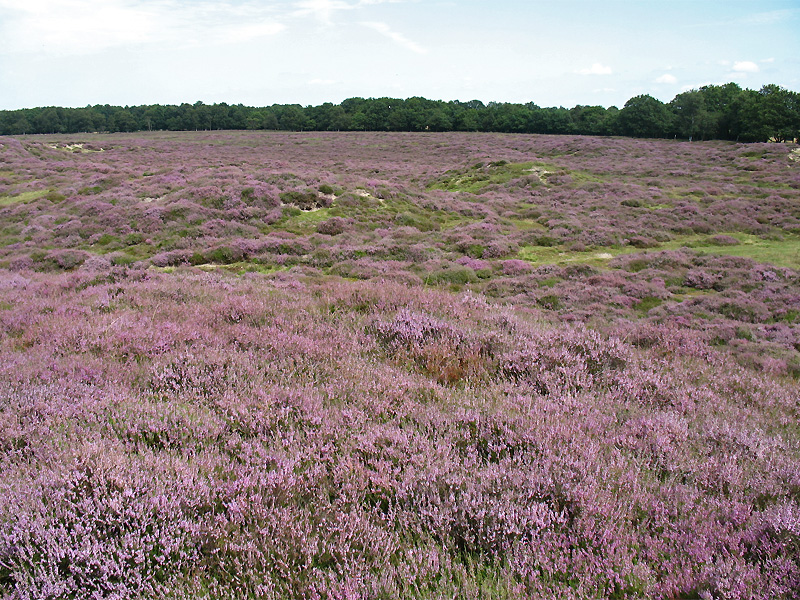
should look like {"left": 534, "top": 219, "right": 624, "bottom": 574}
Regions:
{"left": 33, "top": 249, "right": 90, "bottom": 271}
{"left": 1, "top": 132, "right": 800, "bottom": 598}
{"left": 280, "top": 189, "right": 329, "bottom": 210}
{"left": 709, "top": 234, "right": 740, "bottom": 246}
{"left": 203, "top": 244, "right": 245, "bottom": 265}
{"left": 425, "top": 265, "right": 479, "bottom": 286}
{"left": 502, "top": 259, "right": 533, "bottom": 276}
{"left": 370, "top": 309, "right": 497, "bottom": 384}
{"left": 316, "top": 216, "right": 348, "bottom": 235}
{"left": 627, "top": 235, "right": 658, "bottom": 248}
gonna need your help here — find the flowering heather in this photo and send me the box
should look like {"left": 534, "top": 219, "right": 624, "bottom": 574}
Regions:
{"left": 0, "top": 131, "right": 799, "bottom": 599}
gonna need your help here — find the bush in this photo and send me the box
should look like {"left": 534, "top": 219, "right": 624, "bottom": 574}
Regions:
{"left": 709, "top": 234, "right": 740, "bottom": 246}
{"left": 280, "top": 190, "right": 329, "bottom": 210}
{"left": 501, "top": 259, "right": 533, "bottom": 276}
{"left": 426, "top": 266, "right": 479, "bottom": 285}
{"left": 316, "top": 217, "right": 347, "bottom": 236}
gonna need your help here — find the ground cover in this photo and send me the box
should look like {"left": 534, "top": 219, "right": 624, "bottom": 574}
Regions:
{"left": 0, "top": 131, "right": 799, "bottom": 598}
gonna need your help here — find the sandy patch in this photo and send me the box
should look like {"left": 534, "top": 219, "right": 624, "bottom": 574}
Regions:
{"left": 526, "top": 166, "right": 551, "bottom": 180}
{"left": 49, "top": 142, "right": 104, "bottom": 153}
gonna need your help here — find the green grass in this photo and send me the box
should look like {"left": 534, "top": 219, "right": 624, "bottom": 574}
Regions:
{"left": 517, "top": 245, "right": 633, "bottom": 267}
{"left": 661, "top": 233, "right": 800, "bottom": 269}
{"left": 0, "top": 189, "right": 49, "bottom": 206}
{"left": 429, "top": 160, "right": 607, "bottom": 194}
{"left": 195, "top": 261, "right": 288, "bottom": 275}
{"left": 517, "top": 233, "right": 800, "bottom": 270}
{"left": 428, "top": 161, "right": 545, "bottom": 193}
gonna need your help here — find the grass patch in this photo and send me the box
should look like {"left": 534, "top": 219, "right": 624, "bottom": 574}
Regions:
{"left": 517, "top": 245, "right": 635, "bottom": 267}
{"left": 428, "top": 161, "right": 544, "bottom": 193}
{"left": 634, "top": 296, "right": 663, "bottom": 314}
{"left": 518, "top": 233, "right": 800, "bottom": 270}
{"left": 0, "top": 189, "right": 49, "bottom": 206}
{"left": 661, "top": 233, "right": 800, "bottom": 269}
{"left": 195, "top": 261, "right": 287, "bottom": 275}
{"left": 275, "top": 207, "right": 336, "bottom": 233}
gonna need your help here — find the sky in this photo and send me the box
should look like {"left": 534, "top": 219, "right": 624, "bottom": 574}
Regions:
{"left": 0, "top": 0, "right": 798, "bottom": 110}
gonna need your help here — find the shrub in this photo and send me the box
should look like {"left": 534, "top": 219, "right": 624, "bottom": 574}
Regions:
{"left": 316, "top": 217, "right": 347, "bottom": 236}
{"left": 709, "top": 234, "right": 740, "bottom": 246}
{"left": 501, "top": 259, "right": 533, "bottom": 276}
{"left": 280, "top": 190, "right": 329, "bottom": 210}
{"left": 426, "top": 265, "right": 479, "bottom": 285}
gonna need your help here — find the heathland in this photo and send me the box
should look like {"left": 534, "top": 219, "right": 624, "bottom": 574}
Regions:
{"left": 1, "top": 131, "right": 799, "bottom": 599}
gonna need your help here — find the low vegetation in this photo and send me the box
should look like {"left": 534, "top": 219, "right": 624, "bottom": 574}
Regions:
{"left": 1, "top": 131, "right": 799, "bottom": 599}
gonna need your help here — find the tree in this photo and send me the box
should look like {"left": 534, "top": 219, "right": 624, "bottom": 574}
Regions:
{"left": 758, "top": 84, "right": 799, "bottom": 142}
{"left": 570, "top": 105, "right": 611, "bottom": 136}
{"left": 697, "top": 83, "right": 742, "bottom": 140}
{"left": 277, "top": 105, "right": 311, "bottom": 131}
{"left": 618, "top": 95, "right": 673, "bottom": 138}
{"left": 9, "top": 115, "right": 31, "bottom": 135}
{"left": 34, "top": 107, "right": 64, "bottom": 134}
{"left": 113, "top": 109, "right": 138, "bottom": 132}
{"left": 670, "top": 90, "right": 716, "bottom": 140}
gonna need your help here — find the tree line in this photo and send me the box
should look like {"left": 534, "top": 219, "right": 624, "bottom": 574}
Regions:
{"left": 1, "top": 82, "right": 797, "bottom": 142}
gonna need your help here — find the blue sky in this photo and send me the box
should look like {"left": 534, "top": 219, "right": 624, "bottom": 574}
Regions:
{"left": 0, "top": 0, "right": 798, "bottom": 110}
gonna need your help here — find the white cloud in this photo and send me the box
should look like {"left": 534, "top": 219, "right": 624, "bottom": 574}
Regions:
{"left": 655, "top": 73, "right": 677, "bottom": 84}
{"left": 739, "top": 9, "right": 799, "bottom": 25}
{"left": 732, "top": 61, "right": 760, "bottom": 73}
{"left": 760, "top": 57, "right": 775, "bottom": 63}
{"left": 292, "top": 0, "right": 356, "bottom": 23}
{"left": 578, "top": 63, "right": 612, "bottom": 75}
{"left": 360, "top": 21, "right": 427, "bottom": 54}
{"left": 0, "top": 0, "right": 285, "bottom": 55}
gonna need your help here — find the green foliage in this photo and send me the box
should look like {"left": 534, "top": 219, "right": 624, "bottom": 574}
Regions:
{"left": 425, "top": 266, "right": 479, "bottom": 285}
{"left": 280, "top": 190, "right": 326, "bottom": 210}
{"left": 429, "top": 161, "right": 545, "bottom": 194}
{"left": 0, "top": 83, "right": 796, "bottom": 142}
{"left": 537, "top": 294, "right": 561, "bottom": 310}
{"left": 618, "top": 95, "right": 674, "bottom": 138}
{"left": 634, "top": 296, "right": 663, "bottom": 313}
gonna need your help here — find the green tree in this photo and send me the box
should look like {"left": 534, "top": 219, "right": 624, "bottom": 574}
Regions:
{"left": 34, "top": 107, "right": 64, "bottom": 134}
{"left": 570, "top": 105, "right": 611, "bottom": 136}
{"left": 9, "top": 115, "right": 31, "bottom": 135}
{"left": 113, "top": 109, "right": 138, "bottom": 132}
{"left": 277, "top": 105, "right": 311, "bottom": 131}
{"left": 670, "top": 90, "right": 717, "bottom": 140}
{"left": 618, "top": 94, "right": 673, "bottom": 138}
{"left": 697, "top": 82, "right": 742, "bottom": 139}
{"left": 758, "top": 84, "right": 798, "bottom": 142}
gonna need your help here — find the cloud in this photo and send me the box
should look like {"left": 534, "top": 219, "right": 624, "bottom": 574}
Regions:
{"left": 739, "top": 9, "right": 799, "bottom": 25}
{"left": 655, "top": 74, "right": 677, "bottom": 84}
{"left": 291, "top": 0, "right": 408, "bottom": 22}
{"left": 292, "top": 0, "right": 356, "bottom": 23}
{"left": 0, "top": 0, "right": 285, "bottom": 55}
{"left": 760, "top": 57, "right": 775, "bottom": 63}
{"left": 578, "top": 63, "right": 612, "bottom": 75}
{"left": 732, "top": 61, "right": 760, "bottom": 73}
{"left": 360, "top": 21, "right": 427, "bottom": 54}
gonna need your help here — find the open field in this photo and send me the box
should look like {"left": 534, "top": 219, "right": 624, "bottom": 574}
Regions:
{"left": 1, "top": 132, "right": 799, "bottom": 598}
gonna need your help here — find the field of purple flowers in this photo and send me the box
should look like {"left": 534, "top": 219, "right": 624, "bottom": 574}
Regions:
{"left": 1, "top": 131, "right": 799, "bottom": 599}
